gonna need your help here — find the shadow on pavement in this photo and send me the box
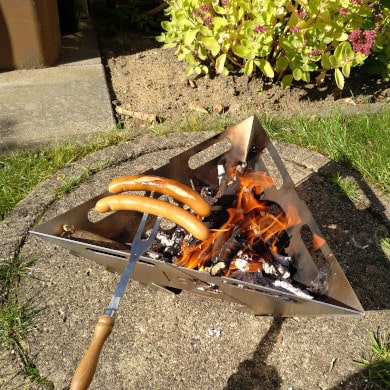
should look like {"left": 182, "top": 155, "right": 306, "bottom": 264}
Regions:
{"left": 296, "top": 160, "right": 390, "bottom": 311}
{"left": 225, "top": 317, "right": 285, "bottom": 390}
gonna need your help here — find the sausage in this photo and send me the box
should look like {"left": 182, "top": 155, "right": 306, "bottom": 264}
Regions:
{"left": 108, "top": 175, "right": 211, "bottom": 217}
{"left": 95, "top": 195, "right": 210, "bottom": 241}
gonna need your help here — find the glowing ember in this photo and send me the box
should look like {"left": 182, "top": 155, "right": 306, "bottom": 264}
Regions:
{"left": 174, "top": 169, "right": 301, "bottom": 280}
{"left": 149, "top": 162, "right": 314, "bottom": 299}
{"left": 145, "top": 163, "right": 313, "bottom": 299}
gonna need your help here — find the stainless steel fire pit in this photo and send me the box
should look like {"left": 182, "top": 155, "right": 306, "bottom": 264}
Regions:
{"left": 31, "top": 116, "right": 364, "bottom": 317}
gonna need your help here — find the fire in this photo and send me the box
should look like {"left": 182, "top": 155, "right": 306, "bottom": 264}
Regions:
{"left": 312, "top": 233, "right": 326, "bottom": 250}
{"left": 174, "top": 170, "right": 302, "bottom": 277}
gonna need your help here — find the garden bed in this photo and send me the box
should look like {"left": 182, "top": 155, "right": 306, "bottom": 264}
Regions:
{"left": 97, "top": 32, "right": 389, "bottom": 132}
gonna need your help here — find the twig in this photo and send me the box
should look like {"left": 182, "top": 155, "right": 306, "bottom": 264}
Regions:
{"left": 115, "top": 106, "right": 157, "bottom": 123}
{"left": 145, "top": 1, "right": 168, "bottom": 15}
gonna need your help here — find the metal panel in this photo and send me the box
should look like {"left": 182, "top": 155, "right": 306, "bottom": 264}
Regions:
{"left": 31, "top": 116, "right": 364, "bottom": 316}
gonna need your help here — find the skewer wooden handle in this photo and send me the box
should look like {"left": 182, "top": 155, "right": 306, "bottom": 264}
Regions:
{"left": 70, "top": 315, "right": 115, "bottom": 390}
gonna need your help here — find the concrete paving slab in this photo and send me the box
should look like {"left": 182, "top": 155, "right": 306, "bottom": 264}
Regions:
{"left": 0, "top": 21, "right": 114, "bottom": 152}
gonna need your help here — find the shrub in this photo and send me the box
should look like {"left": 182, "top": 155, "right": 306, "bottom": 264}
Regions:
{"left": 156, "top": 0, "right": 390, "bottom": 89}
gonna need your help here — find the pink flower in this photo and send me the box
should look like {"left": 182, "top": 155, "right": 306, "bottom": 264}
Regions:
{"left": 296, "top": 9, "right": 308, "bottom": 19}
{"left": 348, "top": 29, "right": 376, "bottom": 55}
{"left": 194, "top": 4, "right": 213, "bottom": 25}
{"left": 350, "top": 0, "right": 363, "bottom": 4}
{"left": 339, "top": 8, "right": 348, "bottom": 15}
{"left": 200, "top": 4, "right": 211, "bottom": 12}
{"left": 310, "top": 48, "right": 323, "bottom": 57}
{"left": 290, "top": 26, "right": 302, "bottom": 34}
{"left": 254, "top": 25, "right": 268, "bottom": 34}
{"left": 202, "top": 16, "right": 213, "bottom": 26}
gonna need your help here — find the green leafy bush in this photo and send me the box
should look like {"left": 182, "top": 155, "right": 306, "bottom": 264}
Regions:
{"left": 156, "top": 0, "right": 390, "bottom": 88}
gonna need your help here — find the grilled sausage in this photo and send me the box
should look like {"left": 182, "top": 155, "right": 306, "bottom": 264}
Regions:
{"left": 108, "top": 175, "right": 211, "bottom": 217}
{"left": 95, "top": 195, "right": 210, "bottom": 241}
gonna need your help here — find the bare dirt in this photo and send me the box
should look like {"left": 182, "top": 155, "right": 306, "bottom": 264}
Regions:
{"left": 97, "top": 32, "right": 389, "bottom": 133}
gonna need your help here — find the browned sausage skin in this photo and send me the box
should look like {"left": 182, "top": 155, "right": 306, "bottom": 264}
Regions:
{"left": 95, "top": 195, "right": 210, "bottom": 241}
{"left": 108, "top": 175, "right": 211, "bottom": 217}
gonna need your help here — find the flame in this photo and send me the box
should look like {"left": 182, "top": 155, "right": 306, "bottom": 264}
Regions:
{"left": 312, "top": 233, "right": 326, "bottom": 250}
{"left": 174, "top": 170, "right": 301, "bottom": 275}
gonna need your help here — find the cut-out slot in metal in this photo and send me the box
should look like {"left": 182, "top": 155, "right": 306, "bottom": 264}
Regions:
{"left": 260, "top": 147, "right": 284, "bottom": 189}
{"left": 188, "top": 138, "right": 232, "bottom": 170}
{"left": 86, "top": 248, "right": 128, "bottom": 260}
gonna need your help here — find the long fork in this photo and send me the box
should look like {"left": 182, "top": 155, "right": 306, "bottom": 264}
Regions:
{"left": 70, "top": 202, "right": 162, "bottom": 390}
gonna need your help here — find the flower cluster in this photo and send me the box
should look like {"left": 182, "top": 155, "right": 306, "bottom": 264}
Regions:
{"left": 296, "top": 9, "right": 308, "bottom": 19}
{"left": 289, "top": 26, "right": 302, "bottom": 34}
{"left": 193, "top": 4, "right": 213, "bottom": 26}
{"left": 309, "top": 48, "right": 323, "bottom": 57}
{"left": 348, "top": 29, "right": 377, "bottom": 55}
{"left": 254, "top": 25, "right": 268, "bottom": 34}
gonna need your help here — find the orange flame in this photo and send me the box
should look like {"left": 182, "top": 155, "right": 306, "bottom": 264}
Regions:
{"left": 312, "top": 233, "right": 326, "bottom": 250}
{"left": 174, "top": 170, "right": 301, "bottom": 275}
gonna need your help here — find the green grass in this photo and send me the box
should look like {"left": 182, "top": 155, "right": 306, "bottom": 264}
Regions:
{"left": 353, "top": 330, "right": 390, "bottom": 387}
{"left": 0, "top": 254, "right": 52, "bottom": 386}
{"left": 150, "top": 112, "right": 233, "bottom": 136}
{"left": 380, "top": 237, "right": 390, "bottom": 260}
{"left": 0, "top": 297, "right": 36, "bottom": 355}
{"left": 263, "top": 108, "right": 390, "bottom": 194}
{"left": 0, "top": 255, "right": 34, "bottom": 298}
{"left": 330, "top": 172, "right": 362, "bottom": 203}
{"left": 0, "top": 127, "right": 136, "bottom": 221}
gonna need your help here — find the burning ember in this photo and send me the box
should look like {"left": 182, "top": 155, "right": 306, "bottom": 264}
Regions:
{"left": 152, "top": 162, "right": 314, "bottom": 300}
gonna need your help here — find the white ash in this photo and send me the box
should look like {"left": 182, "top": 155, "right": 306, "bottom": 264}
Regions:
{"left": 144, "top": 250, "right": 163, "bottom": 260}
{"left": 209, "top": 262, "right": 226, "bottom": 277}
{"left": 235, "top": 161, "right": 247, "bottom": 174}
{"left": 233, "top": 257, "right": 250, "bottom": 272}
{"left": 263, "top": 262, "right": 290, "bottom": 279}
{"left": 273, "top": 280, "right": 314, "bottom": 300}
{"left": 217, "top": 163, "right": 225, "bottom": 186}
{"left": 156, "top": 232, "right": 174, "bottom": 247}
{"left": 151, "top": 229, "right": 186, "bottom": 260}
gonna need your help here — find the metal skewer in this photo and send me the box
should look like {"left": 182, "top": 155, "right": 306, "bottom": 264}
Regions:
{"left": 70, "top": 197, "right": 161, "bottom": 390}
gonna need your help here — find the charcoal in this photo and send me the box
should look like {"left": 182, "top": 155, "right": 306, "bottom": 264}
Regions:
{"left": 211, "top": 226, "right": 245, "bottom": 265}
{"left": 271, "top": 251, "right": 292, "bottom": 267}
{"left": 200, "top": 186, "right": 214, "bottom": 204}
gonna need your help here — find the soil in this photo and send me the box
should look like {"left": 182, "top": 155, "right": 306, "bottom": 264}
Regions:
{"left": 97, "top": 31, "right": 389, "bottom": 133}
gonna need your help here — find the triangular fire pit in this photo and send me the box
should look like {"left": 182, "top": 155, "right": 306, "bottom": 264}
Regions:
{"left": 31, "top": 116, "right": 364, "bottom": 317}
